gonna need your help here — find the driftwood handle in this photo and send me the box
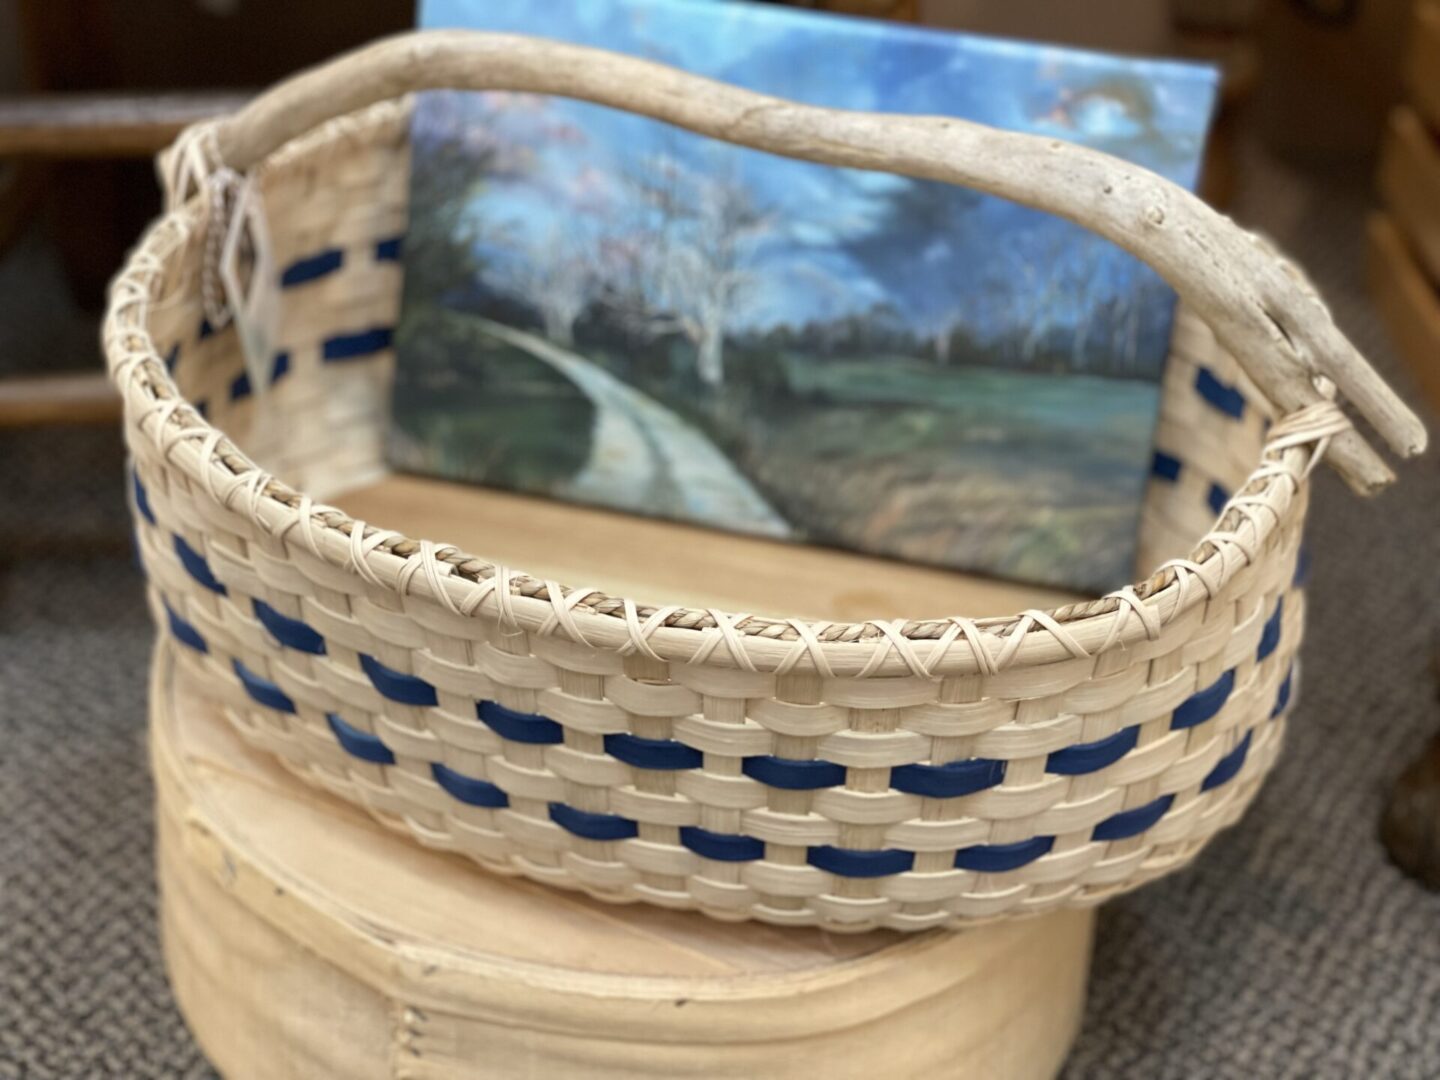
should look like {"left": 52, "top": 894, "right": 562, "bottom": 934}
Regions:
{"left": 211, "top": 30, "right": 1426, "bottom": 492}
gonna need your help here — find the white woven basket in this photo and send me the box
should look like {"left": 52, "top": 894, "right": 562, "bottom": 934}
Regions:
{"left": 105, "top": 32, "right": 1425, "bottom": 932}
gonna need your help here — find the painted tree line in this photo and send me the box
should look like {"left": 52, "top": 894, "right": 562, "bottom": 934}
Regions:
{"left": 405, "top": 90, "right": 1176, "bottom": 389}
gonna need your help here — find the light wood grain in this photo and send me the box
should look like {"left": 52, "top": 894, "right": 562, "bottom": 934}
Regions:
{"left": 335, "top": 473, "right": 1086, "bottom": 624}
{"left": 1378, "top": 107, "right": 1440, "bottom": 286}
{"left": 153, "top": 643, "right": 1094, "bottom": 1078}
{"left": 1367, "top": 213, "right": 1440, "bottom": 414}
{"left": 202, "top": 30, "right": 1426, "bottom": 493}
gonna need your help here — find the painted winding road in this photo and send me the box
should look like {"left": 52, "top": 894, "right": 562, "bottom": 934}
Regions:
{"left": 472, "top": 317, "right": 789, "bottom": 538}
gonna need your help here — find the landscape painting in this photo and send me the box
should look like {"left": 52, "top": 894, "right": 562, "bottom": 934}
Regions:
{"left": 393, "top": 0, "right": 1218, "bottom": 592}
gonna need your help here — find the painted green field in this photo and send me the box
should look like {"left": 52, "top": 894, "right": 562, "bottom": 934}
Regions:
{"left": 391, "top": 307, "right": 1159, "bottom": 593}
{"left": 389, "top": 306, "right": 595, "bottom": 491}
{"left": 739, "top": 354, "right": 1159, "bottom": 592}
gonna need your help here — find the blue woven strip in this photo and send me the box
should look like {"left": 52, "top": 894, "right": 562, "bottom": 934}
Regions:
{"left": 327, "top": 714, "right": 396, "bottom": 765}
{"left": 1293, "top": 545, "right": 1311, "bottom": 588}
{"left": 280, "top": 248, "right": 343, "bottom": 287}
{"left": 890, "top": 758, "right": 1005, "bottom": 798}
{"left": 1256, "top": 599, "right": 1284, "bottom": 661}
{"left": 163, "top": 344, "right": 180, "bottom": 372}
{"left": 198, "top": 317, "right": 216, "bottom": 340}
{"left": 253, "top": 599, "right": 326, "bottom": 655}
{"left": 173, "top": 535, "right": 227, "bottom": 595}
{"left": 229, "top": 370, "right": 252, "bottom": 401}
{"left": 549, "top": 803, "right": 638, "bottom": 841}
{"left": 742, "top": 755, "right": 846, "bottom": 790}
{"left": 1207, "top": 482, "right": 1230, "bottom": 516}
{"left": 1194, "top": 366, "right": 1246, "bottom": 419}
{"left": 358, "top": 654, "right": 438, "bottom": 707}
{"left": 1200, "top": 730, "right": 1253, "bottom": 793}
{"left": 603, "top": 732, "right": 703, "bottom": 770}
{"left": 1151, "top": 451, "right": 1182, "bottom": 482}
{"left": 679, "top": 826, "right": 764, "bottom": 862}
{"left": 271, "top": 351, "right": 291, "bottom": 383}
{"left": 808, "top": 845, "right": 915, "bottom": 878}
{"left": 194, "top": 399, "right": 209, "bottom": 420}
{"left": 132, "top": 470, "right": 156, "bottom": 525}
{"left": 432, "top": 763, "right": 509, "bottom": 807}
{"left": 375, "top": 236, "right": 404, "bottom": 262}
{"left": 323, "top": 327, "right": 393, "bottom": 362}
{"left": 1271, "top": 667, "right": 1294, "bottom": 718}
{"left": 1171, "top": 669, "right": 1235, "bottom": 730}
{"left": 164, "top": 603, "right": 207, "bottom": 654}
{"left": 1047, "top": 725, "right": 1139, "bottom": 776}
{"left": 954, "top": 835, "right": 1054, "bottom": 873}
{"left": 232, "top": 659, "right": 296, "bottom": 713}
{"left": 478, "top": 700, "right": 563, "bottom": 744}
{"left": 1093, "top": 793, "right": 1175, "bottom": 841}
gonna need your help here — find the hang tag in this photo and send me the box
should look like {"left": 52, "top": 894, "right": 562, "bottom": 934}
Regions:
{"left": 219, "top": 174, "right": 279, "bottom": 400}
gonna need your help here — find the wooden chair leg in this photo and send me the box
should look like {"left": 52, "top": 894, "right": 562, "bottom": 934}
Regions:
{"left": 0, "top": 372, "right": 121, "bottom": 429}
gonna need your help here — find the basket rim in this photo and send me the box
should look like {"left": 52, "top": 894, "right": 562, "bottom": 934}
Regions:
{"left": 104, "top": 106, "right": 1343, "bottom": 681}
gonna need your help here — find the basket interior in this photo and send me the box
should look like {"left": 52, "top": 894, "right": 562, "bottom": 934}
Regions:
{"left": 142, "top": 103, "right": 1274, "bottom": 625}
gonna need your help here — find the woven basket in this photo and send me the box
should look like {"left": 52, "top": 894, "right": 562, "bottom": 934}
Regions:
{"left": 106, "top": 32, "right": 1425, "bottom": 932}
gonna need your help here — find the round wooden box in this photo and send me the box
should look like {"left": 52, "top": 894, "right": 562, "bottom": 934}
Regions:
{"left": 152, "top": 642, "right": 1095, "bottom": 1079}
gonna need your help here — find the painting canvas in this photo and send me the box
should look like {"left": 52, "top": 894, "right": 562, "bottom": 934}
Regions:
{"left": 393, "top": 0, "right": 1218, "bottom": 592}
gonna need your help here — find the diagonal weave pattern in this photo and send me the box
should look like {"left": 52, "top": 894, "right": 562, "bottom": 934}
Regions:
{"left": 103, "top": 102, "right": 1349, "bottom": 931}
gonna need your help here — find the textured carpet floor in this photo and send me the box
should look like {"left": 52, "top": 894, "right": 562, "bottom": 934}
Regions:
{"left": 1, "top": 141, "right": 1437, "bottom": 1078}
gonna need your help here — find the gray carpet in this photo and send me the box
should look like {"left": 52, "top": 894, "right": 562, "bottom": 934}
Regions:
{"left": 1, "top": 140, "right": 1437, "bottom": 1078}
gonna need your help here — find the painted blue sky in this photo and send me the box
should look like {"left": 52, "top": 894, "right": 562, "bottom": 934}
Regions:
{"left": 417, "top": 0, "right": 1218, "bottom": 368}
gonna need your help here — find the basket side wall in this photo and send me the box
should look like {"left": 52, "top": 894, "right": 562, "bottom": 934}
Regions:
{"left": 121, "top": 103, "right": 1313, "bottom": 932}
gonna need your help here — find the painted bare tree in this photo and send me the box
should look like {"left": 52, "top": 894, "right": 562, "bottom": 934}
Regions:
{"left": 405, "top": 91, "right": 530, "bottom": 307}
{"left": 1014, "top": 230, "right": 1160, "bottom": 377}
{"left": 509, "top": 222, "right": 595, "bottom": 346}
{"left": 473, "top": 95, "right": 612, "bottom": 347}
{"left": 1007, "top": 227, "right": 1072, "bottom": 368}
{"left": 840, "top": 178, "right": 988, "bottom": 365}
{"left": 614, "top": 153, "right": 774, "bottom": 388}
{"left": 791, "top": 262, "right": 860, "bottom": 357}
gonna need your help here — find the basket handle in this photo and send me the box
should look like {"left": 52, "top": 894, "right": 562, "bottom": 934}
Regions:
{"left": 206, "top": 30, "right": 1425, "bottom": 493}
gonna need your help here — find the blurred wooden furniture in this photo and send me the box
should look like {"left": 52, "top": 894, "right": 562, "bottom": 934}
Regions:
{"left": 1368, "top": 216, "right": 1440, "bottom": 414}
{"left": 1374, "top": 2, "right": 1440, "bottom": 891}
{"left": 1408, "top": 1, "right": 1440, "bottom": 125}
{"left": 0, "top": 371, "right": 127, "bottom": 428}
{"left": 1369, "top": 0, "right": 1440, "bottom": 414}
{"left": 1167, "top": 0, "right": 1258, "bottom": 209}
{"left": 0, "top": 91, "right": 246, "bottom": 429}
{"left": 3, "top": 0, "right": 412, "bottom": 430}
{"left": 799, "top": 0, "right": 919, "bottom": 16}
{"left": 0, "top": 92, "right": 246, "bottom": 158}
{"left": 1378, "top": 107, "right": 1440, "bottom": 284}
{"left": 1257, "top": 0, "right": 1415, "bottom": 159}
